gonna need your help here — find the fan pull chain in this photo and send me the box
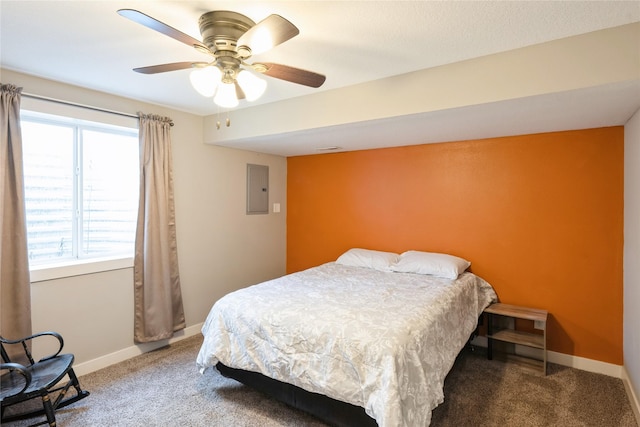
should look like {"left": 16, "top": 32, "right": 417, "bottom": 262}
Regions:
{"left": 216, "top": 109, "right": 231, "bottom": 130}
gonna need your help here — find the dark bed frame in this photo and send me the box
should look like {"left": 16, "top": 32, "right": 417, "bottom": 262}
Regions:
{"left": 216, "top": 362, "right": 378, "bottom": 427}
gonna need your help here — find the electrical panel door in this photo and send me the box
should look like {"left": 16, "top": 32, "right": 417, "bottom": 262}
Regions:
{"left": 247, "top": 164, "right": 269, "bottom": 214}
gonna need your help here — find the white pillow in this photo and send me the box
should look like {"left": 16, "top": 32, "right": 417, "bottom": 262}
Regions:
{"left": 335, "top": 248, "right": 400, "bottom": 271}
{"left": 390, "top": 250, "right": 471, "bottom": 279}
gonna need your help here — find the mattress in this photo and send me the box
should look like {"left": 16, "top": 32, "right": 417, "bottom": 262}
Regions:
{"left": 197, "top": 262, "right": 497, "bottom": 427}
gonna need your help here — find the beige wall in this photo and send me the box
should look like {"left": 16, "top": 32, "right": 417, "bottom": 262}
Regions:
{"left": 2, "top": 69, "right": 287, "bottom": 370}
{"left": 624, "top": 108, "right": 640, "bottom": 414}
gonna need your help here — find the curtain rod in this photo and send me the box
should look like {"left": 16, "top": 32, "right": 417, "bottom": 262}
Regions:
{"left": 21, "top": 92, "right": 174, "bottom": 126}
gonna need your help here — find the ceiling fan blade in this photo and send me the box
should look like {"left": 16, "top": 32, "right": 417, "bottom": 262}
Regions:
{"left": 118, "top": 9, "right": 208, "bottom": 51}
{"left": 255, "top": 63, "right": 325, "bottom": 88}
{"left": 237, "top": 15, "right": 299, "bottom": 56}
{"left": 133, "top": 62, "right": 207, "bottom": 74}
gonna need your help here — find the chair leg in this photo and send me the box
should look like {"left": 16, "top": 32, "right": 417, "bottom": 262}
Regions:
{"left": 41, "top": 394, "right": 57, "bottom": 427}
{"left": 67, "top": 368, "right": 84, "bottom": 395}
{"left": 53, "top": 369, "right": 90, "bottom": 410}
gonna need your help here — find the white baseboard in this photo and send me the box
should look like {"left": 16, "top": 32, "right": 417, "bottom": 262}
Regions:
{"left": 73, "top": 323, "right": 203, "bottom": 377}
{"left": 471, "top": 336, "right": 623, "bottom": 377}
{"left": 545, "top": 349, "right": 624, "bottom": 377}
{"left": 622, "top": 365, "right": 640, "bottom": 426}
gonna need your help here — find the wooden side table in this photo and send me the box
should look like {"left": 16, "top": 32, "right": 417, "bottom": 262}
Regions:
{"left": 485, "top": 303, "right": 548, "bottom": 375}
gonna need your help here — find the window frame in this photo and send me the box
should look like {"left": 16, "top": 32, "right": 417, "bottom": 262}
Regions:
{"left": 20, "top": 100, "right": 140, "bottom": 281}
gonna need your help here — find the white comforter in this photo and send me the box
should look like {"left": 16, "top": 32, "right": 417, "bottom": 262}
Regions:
{"left": 197, "top": 263, "right": 497, "bottom": 427}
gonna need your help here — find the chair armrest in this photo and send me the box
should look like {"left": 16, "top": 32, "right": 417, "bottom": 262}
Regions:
{"left": 0, "top": 362, "right": 32, "bottom": 397}
{"left": 1, "top": 332, "right": 64, "bottom": 363}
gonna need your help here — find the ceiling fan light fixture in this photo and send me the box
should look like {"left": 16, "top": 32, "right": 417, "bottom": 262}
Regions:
{"left": 236, "top": 70, "right": 267, "bottom": 102}
{"left": 214, "top": 81, "right": 239, "bottom": 108}
{"left": 190, "top": 66, "right": 221, "bottom": 97}
{"left": 248, "top": 27, "right": 274, "bottom": 55}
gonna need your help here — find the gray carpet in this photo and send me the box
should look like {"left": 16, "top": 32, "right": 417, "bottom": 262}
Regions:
{"left": 4, "top": 335, "right": 637, "bottom": 426}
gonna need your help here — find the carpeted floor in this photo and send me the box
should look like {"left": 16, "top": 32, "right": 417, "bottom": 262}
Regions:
{"left": 4, "top": 335, "right": 637, "bottom": 427}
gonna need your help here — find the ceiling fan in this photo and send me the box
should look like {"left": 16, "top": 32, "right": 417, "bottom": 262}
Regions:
{"left": 117, "top": 9, "right": 326, "bottom": 108}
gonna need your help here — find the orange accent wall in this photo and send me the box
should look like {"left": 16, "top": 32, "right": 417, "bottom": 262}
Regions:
{"left": 287, "top": 127, "right": 624, "bottom": 364}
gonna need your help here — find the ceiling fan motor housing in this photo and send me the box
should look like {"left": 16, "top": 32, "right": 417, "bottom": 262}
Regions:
{"left": 199, "top": 11, "right": 255, "bottom": 55}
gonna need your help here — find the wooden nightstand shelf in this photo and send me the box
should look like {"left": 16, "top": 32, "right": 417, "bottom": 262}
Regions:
{"left": 485, "top": 303, "right": 548, "bottom": 375}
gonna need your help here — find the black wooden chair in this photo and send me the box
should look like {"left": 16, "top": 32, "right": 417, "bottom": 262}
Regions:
{"left": 1, "top": 331, "right": 89, "bottom": 426}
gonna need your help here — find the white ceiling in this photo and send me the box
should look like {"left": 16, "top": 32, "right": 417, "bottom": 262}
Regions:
{"left": 1, "top": 1, "right": 639, "bottom": 156}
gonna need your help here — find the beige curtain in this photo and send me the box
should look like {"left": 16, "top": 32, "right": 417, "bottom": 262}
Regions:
{"left": 134, "top": 113, "right": 185, "bottom": 343}
{"left": 0, "top": 83, "right": 32, "bottom": 355}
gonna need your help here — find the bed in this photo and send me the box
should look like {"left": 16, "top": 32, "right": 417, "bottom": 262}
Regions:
{"left": 197, "top": 249, "right": 497, "bottom": 427}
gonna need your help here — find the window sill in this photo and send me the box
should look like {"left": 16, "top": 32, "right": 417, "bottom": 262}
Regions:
{"left": 30, "top": 257, "right": 134, "bottom": 283}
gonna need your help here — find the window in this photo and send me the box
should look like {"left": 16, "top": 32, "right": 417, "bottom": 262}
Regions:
{"left": 21, "top": 111, "right": 139, "bottom": 269}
